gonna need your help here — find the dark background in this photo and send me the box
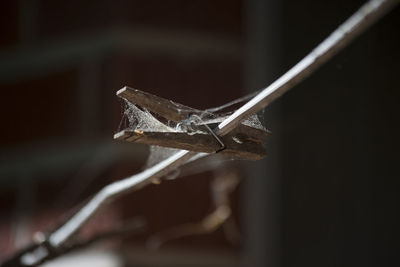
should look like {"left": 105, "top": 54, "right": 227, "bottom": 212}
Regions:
{"left": 0, "top": 0, "right": 399, "bottom": 266}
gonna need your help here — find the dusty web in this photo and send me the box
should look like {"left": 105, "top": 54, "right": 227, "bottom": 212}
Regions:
{"left": 242, "top": 112, "right": 266, "bottom": 130}
{"left": 118, "top": 94, "right": 267, "bottom": 177}
{"left": 119, "top": 100, "right": 174, "bottom": 132}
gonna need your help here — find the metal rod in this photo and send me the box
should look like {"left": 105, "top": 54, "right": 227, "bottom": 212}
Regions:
{"left": 49, "top": 0, "right": 398, "bottom": 250}
{"left": 216, "top": 0, "right": 399, "bottom": 135}
{"left": 16, "top": 0, "right": 398, "bottom": 265}
{"left": 49, "top": 0, "right": 398, "bottom": 249}
{"left": 48, "top": 149, "right": 196, "bottom": 247}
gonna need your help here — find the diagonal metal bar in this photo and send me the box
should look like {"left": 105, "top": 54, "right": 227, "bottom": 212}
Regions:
{"left": 216, "top": 0, "right": 399, "bottom": 135}
{"left": 7, "top": 0, "right": 398, "bottom": 266}
{"left": 49, "top": 0, "right": 399, "bottom": 250}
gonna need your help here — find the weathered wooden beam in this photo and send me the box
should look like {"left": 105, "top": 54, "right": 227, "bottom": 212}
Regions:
{"left": 117, "top": 86, "right": 203, "bottom": 121}
{"left": 116, "top": 86, "right": 270, "bottom": 159}
{"left": 117, "top": 86, "right": 270, "bottom": 145}
{"left": 114, "top": 129, "right": 267, "bottom": 160}
{"left": 200, "top": 116, "right": 270, "bottom": 143}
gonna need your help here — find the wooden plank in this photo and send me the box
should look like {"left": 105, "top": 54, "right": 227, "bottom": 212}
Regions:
{"left": 114, "top": 129, "right": 267, "bottom": 160}
{"left": 117, "top": 86, "right": 203, "bottom": 122}
{"left": 199, "top": 116, "right": 270, "bottom": 143}
{"left": 117, "top": 86, "right": 270, "bottom": 143}
{"left": 116, "top": 86, "right": 270, "bottom": 159}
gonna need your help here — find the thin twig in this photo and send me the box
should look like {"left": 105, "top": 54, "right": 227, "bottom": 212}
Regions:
{"left": 146, "top": 167, "right": 240, "bottom": 249}
{"left": 52, "top": 217, "right": 146, "bottom": 256}
{"left": 4, "top": 0, "right": 398, "bottom": 266}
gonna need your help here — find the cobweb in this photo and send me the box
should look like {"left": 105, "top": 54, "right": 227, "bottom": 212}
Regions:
{"left": 118, "top": 94, "right": 266, "bottom": 179}
{"left": 119, "top": 100, "right": 174, "bottom": 133}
